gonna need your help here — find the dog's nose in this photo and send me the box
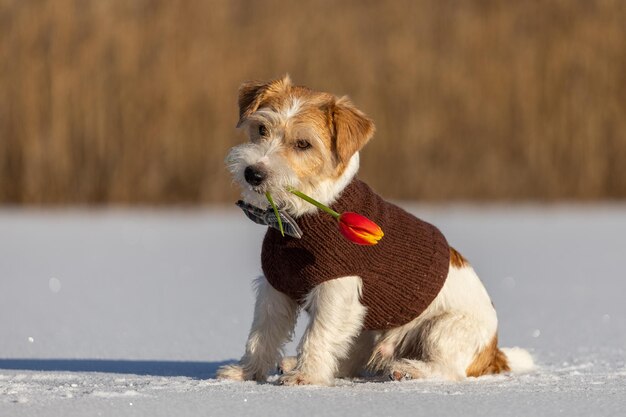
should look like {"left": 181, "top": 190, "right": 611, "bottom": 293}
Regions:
{"left": 244, "top": 165, "right": 267, "bottom": 186}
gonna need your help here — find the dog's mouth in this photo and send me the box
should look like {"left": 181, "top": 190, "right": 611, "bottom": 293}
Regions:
{"left": 238, "top": 181, "right": 275, "bottom": 208}
{"left": 243, "top": 178, "right": 289, "bottom": 197}
{"left": 248, "top": 184, "right": 267, "bottom": 195}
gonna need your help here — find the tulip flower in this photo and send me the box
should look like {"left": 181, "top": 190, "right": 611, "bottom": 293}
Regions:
{"left": 288, "top": 188, "right": 384, "bottom": 245}
{"left": 337, "top": 212, "right": 384, "bottom": 245}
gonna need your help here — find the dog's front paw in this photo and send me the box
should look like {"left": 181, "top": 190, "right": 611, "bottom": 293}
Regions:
{"left": 279, "top": 370, "right": 313, "bottom": 386}
{"left": 278, "top": 370, "right": 331, "bottom": 386}
{"left": 216, "top": 364, "right": 265, "bottom": 382}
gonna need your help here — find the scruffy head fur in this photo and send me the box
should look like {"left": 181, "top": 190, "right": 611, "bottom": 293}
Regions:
{"left": 226, "top": 75, "right": 375, "bottom": 217}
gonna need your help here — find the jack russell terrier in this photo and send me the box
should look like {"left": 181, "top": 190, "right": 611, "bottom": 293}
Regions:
{"left": 218, "top": 75, "right": 533, "bottom": 386}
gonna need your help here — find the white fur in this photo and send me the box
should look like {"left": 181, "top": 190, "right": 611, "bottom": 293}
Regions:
{"left": 501, "top": 347, "right": 535, "bottom": 373}
{"left": 282, "top": 97, "right": 302, "bottom": 119}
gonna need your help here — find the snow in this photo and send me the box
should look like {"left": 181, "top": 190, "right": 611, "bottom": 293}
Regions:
{"left": 1, "top": 206, "right": 625, "bottom": 416}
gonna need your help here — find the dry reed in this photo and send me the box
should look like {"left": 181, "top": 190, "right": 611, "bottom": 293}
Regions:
{"left": 1, "top": 0, "right": 625, "bottom": 204}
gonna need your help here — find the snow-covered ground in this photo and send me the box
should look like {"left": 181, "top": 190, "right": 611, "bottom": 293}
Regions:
{"left": 1, "top": 206, "right": 625, "bottom": 416}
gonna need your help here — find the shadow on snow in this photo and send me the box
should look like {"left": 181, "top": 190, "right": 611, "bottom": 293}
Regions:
{"left": 0, "top": 359, "right": 236, "bottom": 379}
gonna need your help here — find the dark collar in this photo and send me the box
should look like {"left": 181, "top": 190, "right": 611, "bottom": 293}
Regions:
{"left": 236, "top": 200, "right": 303, "bottom": 238}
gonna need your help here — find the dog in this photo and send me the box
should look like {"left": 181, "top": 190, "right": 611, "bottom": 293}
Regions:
{"left": 217, "top": 75, "right": 533, "bottom": 386}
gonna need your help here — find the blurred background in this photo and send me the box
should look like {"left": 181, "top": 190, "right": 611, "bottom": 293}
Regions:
{"left": 1, "top": 0, "right": 625, "bottom": 205}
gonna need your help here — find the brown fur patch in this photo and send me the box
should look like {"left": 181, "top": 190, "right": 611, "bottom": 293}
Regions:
{"left": 466, "top": 334, "right": 510, "bottom": 377}
{"left": 237, "top": 75, "right": 294, "bottom": 126}
{"left": 330, "top": 96, "right": 375, "bottom": 169}
{"left": 449, "top": 247, "right": 468, "bottom": 268}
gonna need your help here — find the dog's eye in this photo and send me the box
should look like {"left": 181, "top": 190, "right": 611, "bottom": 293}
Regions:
{"left": 258, "top": 124, "right": 268, "bottom": 137}
{"left": 295, "top": 139, "right": 311, "bottom": 150}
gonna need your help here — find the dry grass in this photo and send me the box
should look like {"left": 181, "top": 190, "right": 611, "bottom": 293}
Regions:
{"left": 1, "top": 0, "right": 625, "bottom": 204}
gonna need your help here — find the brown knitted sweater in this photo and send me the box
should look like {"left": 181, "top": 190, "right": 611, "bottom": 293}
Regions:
{"left": 261, "top": 179, "right": 450, "bottom": 330}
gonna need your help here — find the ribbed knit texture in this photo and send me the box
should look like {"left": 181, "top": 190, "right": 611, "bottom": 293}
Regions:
{"left": 261, "top": 179, "right": 450, "bottom": 330}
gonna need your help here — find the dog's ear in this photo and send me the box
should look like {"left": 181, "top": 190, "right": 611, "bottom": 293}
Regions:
{"left": 330, "top": 96, "right": 375, "bottom": 167}
{"left": 237, "top": 75, "right": 292, "bottom": 127}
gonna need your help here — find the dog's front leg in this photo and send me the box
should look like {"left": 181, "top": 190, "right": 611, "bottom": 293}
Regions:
{"left": 280, "top": 276, "right": 366, "bottom": 386}
{"left": 217, "top": 276, "right": 298, "bottom": 382}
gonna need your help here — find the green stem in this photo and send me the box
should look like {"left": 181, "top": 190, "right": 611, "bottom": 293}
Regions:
{"left": 265, "top": 191, "right": 284, "bottom": 237}
{"left": 288, "top": 189, "right": 340, "bottom": 219}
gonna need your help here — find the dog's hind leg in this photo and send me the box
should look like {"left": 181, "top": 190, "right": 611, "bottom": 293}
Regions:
{"left": 382, "top": 264, "right": 505, "bottom": 381}
{"left": 279, "top": 276, "right": 367, "bottom": 386}
{"left": 387, "top": 311, "right": 498, "bottom": 381}
{"left": 217, "top": 276, "right": 299, "bottom": 382}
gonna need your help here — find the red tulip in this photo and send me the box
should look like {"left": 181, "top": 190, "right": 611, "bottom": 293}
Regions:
{"left": 338, "top": 212, "right": 384, "bottom": 245}
{"left": 288, "top": 188, "right": 384, "bottom": 245}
